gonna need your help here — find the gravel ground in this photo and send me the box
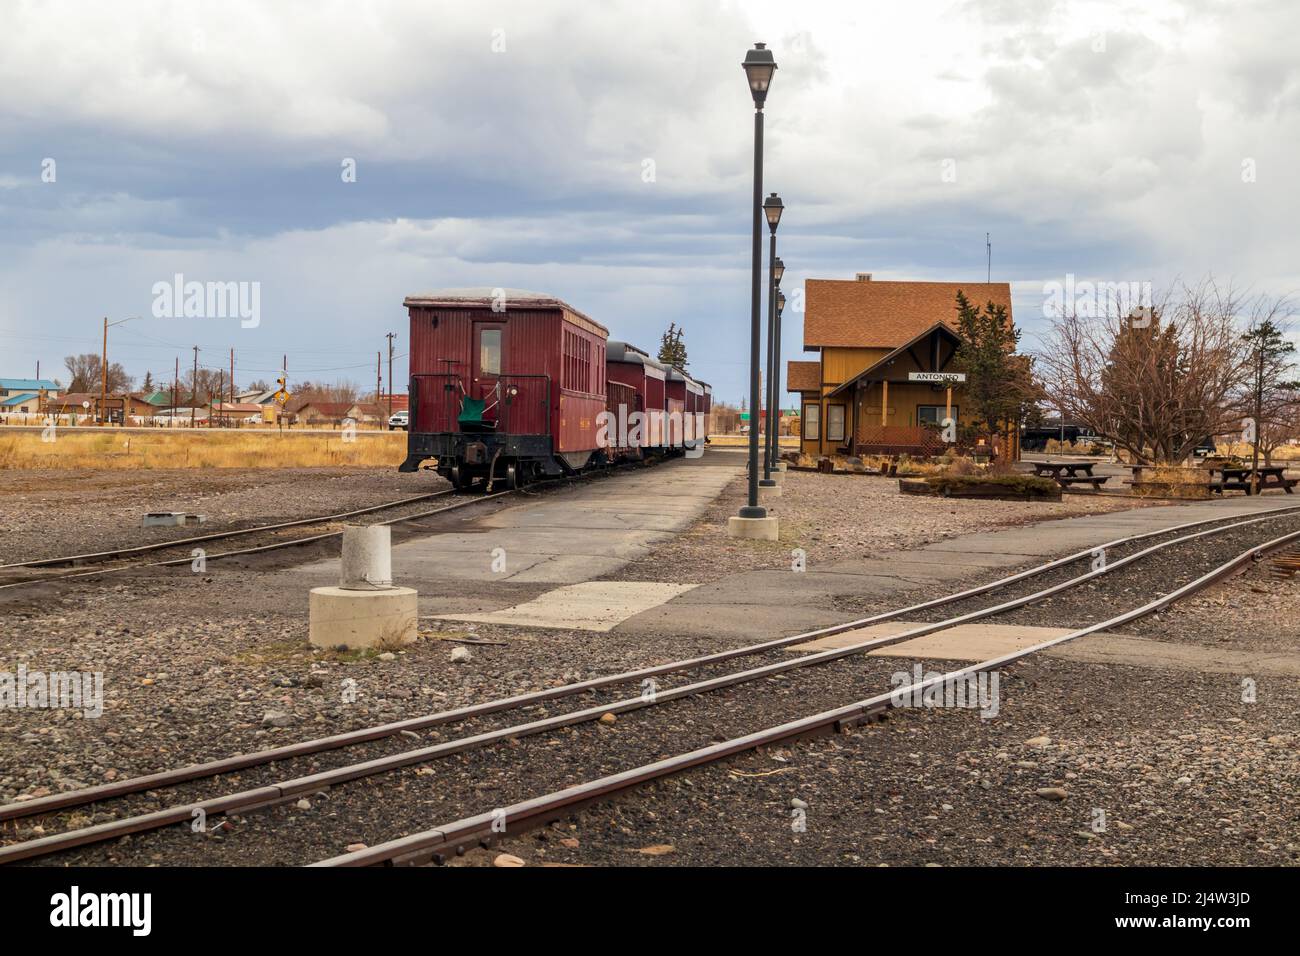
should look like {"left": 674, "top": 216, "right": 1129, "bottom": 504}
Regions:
{"left": 3, "top": 508, "right": 1294, "bottom": 866}
{"left": 605, "top": 454, "right": 1152, "bottom": 584}
{"left": 1, "top": 457, "right": 1294, "bottom": 867}
{"left": 468, "top": 563, "right": 1300, "bottom": 868}
{"left": 0, "top": 467, "right": 443, "bottom": 563}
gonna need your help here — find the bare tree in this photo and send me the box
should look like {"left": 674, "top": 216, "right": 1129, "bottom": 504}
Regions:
{"left": 1036, "top": 280, "right": 1259, "bottom": 464}
{"left": 64, "top": 353, "right": 132, "bottom": 393}
{"left": 181, "top": 368, "right": 225, "bottom": 405}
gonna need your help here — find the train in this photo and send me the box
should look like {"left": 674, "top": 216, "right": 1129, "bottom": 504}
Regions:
{"left": 398, "top": 288, "right": 711, "bottom": 488}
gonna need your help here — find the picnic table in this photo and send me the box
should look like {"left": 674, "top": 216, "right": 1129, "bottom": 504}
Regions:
{"left": 1212, "top": 465, "right": 1296, "bottom": 495}
{"left": 1032, "top": 460, "right": 1110, "bottom": 490}
{"left": 1126, "top": 463, "right": 1296, "bottom": 495}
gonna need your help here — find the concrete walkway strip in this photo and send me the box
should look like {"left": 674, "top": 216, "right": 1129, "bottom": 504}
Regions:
{"left": 437, "top": 581, "right": 699, "bottom": 632}
{"left": 787, "top": 621, "right": 1300, "bottom": 676}
{"left": 787, "top": 621, "right": 1075, "bottom": 657}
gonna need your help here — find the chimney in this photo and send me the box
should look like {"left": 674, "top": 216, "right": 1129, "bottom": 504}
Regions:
{"left": 855, "top": 272, "right": 872, "bottom": 282}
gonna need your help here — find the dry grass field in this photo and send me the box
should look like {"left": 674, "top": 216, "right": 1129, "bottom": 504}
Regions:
{"left": 0, "top": 429, "right": 406, "bottom": 470}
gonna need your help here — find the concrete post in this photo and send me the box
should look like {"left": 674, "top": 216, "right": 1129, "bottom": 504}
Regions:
{"left": 341, "top": 525, "right": 393, "bottom": 589}
{"left": 310, "top": 524, "right": 417, "bottom": 650}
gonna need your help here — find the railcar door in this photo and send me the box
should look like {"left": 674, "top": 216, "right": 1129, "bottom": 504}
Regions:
{"left": 470, "top": 321, "right": 504, "bottom": 425}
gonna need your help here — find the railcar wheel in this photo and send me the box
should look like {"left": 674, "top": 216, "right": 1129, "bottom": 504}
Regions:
{"left": 450, "top": 465, "right": 474, "bottom": 492}
{"left": 505, "top": 462, "right": 526, "bottom": 490}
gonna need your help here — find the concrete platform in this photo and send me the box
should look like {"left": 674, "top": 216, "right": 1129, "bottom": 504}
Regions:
{"left": 290, "top": 456, "right": 741, "bottom": 588}
{"left": 438, "top": 581, "right": 698, "bottom": 632}
{"left": 616, "top": 495, "right": 1296, "bottom": 642}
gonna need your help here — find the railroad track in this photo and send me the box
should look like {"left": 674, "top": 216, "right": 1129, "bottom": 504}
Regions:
{"left": 0, "top": 459, "right": 660, "bottom": 593}
{"left": 2, "top": 503, "right": 1297, "bottom": 866}
{"left": 326, "top": 520, "right": 1300, "bottom": 867}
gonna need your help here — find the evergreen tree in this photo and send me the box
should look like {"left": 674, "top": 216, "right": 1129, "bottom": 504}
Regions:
{"left": 142, "top": 371, "right": 155, "bottom": 393}
{"left": 657, "top": 322, "right": 688, "bottom": 369}
{"left": 949, "top": 291, "right": 1038, "bottom": 444}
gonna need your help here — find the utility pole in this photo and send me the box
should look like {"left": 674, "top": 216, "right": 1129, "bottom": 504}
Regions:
{"left": 986, "top": 232, "right": 991, "bottom": 284}
{"left": 377, "top": 351, "right": 382, "bottom": 404}
{"left": 386, "top": 332, "right": 396, "bottom": 418}
{"left": 172, "top": 356, "right": 179, "bottom": 428}
{"left": 230, "top": 348, "right": 235, "bottom": 405}
{"left": 216, "top": 370, "right": 224, "bottom": 427}
{"left": 191, "top": 346, "right": 199, "bottom": 429}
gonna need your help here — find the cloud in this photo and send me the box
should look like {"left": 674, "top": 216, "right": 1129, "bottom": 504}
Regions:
{"left": 1, "top": 0, "right": 1298, "bottom": 403}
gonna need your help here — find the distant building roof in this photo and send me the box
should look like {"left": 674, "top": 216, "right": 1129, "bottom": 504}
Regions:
{"left": 0, "top": 378, "right": 59, "bottom": 391}
{"left": 371, "top": 393, "right": 409, "bottom": 412}
{"left": 0, "top": 392, "right": 40, "bottom": 406}
{"left": 803, "top": 278, "right": 1013, "bottom": 350}
{"left": 289, "top": 401, "right": 354, "bottom": 417}
{"left": 141, "top": 390, "right": 174, "bottom": 406}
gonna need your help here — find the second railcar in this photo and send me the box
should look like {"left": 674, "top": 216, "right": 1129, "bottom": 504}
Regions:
{"left": 401, "top": 288, "right": 609, "bottom": 487}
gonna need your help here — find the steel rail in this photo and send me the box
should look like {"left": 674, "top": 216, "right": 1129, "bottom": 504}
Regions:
{"left": 0, "top": 491, "right": 456, "bottom": 571}
{"left": 4, "top": 502, "right": 1294, "bottom": 825}
{"left": 317, "top": 522, "right": 1300, "bottom": 867}
{"left": 2, "top": 508, "right": 1293, "bottom": 864}
{"left": 0, "top": 490, "right": 515, "bottom": 592}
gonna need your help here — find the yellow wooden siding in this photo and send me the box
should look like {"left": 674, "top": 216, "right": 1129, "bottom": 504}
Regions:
{"left": 819, "top": 347, "right": 888, "bottom": 393}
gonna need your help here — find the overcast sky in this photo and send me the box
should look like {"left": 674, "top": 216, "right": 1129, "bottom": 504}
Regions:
{"left": 2, "top": 0, "right": 1296, "bottom": 404}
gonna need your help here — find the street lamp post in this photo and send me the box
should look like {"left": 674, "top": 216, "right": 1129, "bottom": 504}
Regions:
{"left": 100, "top": 316, "right": 137, "bottom": 424}
{"left": 761, "top": 243, "right": 784, "bottom": 482}
{"left": 772, "top": 286, "right": 787, "bottom": 465}
{"left": 739, "top": 42, "right": 776, "bottom": 519}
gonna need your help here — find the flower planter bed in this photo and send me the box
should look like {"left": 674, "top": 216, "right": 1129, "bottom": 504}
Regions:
{"left": 899, "top": 475, "right": 1062, "bottom": 501}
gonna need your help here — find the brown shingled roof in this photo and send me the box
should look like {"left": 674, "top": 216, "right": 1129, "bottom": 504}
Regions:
{"left": 803, "top": 279, "right": 1013, "bottom": 350}
{"left": 786, "top": 360, "right": 821, "bottom": 392}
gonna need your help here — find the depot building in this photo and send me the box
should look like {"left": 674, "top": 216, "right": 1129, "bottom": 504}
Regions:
{"left": 786, "top": 274, "right": 1019, "bottom": 459}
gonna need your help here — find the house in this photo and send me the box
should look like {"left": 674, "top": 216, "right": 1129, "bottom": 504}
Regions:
{"left": 0, "top": 378, "right": 60, "bottom": 401}
{"left": 42, "top": 392, "right": 165, "bottom": 422}
{"left": 210, "top": 402, "right": 267, "bottom": 424}
{"left": 0, "top": 393, "right": 42, "bottom": 415}
{"left": 237, "top": 388, "right": 281, "bottom": 405}
{"left": 787, "top": 275, "right": 1018, "bottom": 458}
{"left": 345, "top": 402, "right": 385, "bottom": 423}
{"left": 286, "top": 400, "right": 354, "bottom": 425}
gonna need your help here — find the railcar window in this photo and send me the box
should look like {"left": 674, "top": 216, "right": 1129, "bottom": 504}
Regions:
{"left": 480, "top": 329, "right": 501, "bottom": 376}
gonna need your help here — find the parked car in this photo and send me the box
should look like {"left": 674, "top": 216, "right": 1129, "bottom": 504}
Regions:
{"left": 388, "top": 410, "right": 409, "bottom": 431}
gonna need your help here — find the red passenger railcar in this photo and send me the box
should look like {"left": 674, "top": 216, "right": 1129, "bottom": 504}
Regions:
{"left": 606, "top": 340, "right": 668, "bottom": 454}
{"left": 401, "top": 289, "right": 608, "bottom": 487}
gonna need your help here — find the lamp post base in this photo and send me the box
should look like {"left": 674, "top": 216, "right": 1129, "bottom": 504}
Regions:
{"left": 759, "top": 478, "right": 777, "bottom": 487}
{"left": 737, "top": 504, "right": 767, "bottom": 518}
{"left": 727, "top": 514, "right": 779, "bottom": 540}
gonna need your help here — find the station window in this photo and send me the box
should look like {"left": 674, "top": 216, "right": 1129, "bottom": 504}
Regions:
{"left": 802, "top": 403, "right": 820, "bottom": 441}
{"left": 826, "top": 404, "right": 846, "bottom": 442}
{"left": 918, "top": 404, "right": 957, "bottom": 425}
